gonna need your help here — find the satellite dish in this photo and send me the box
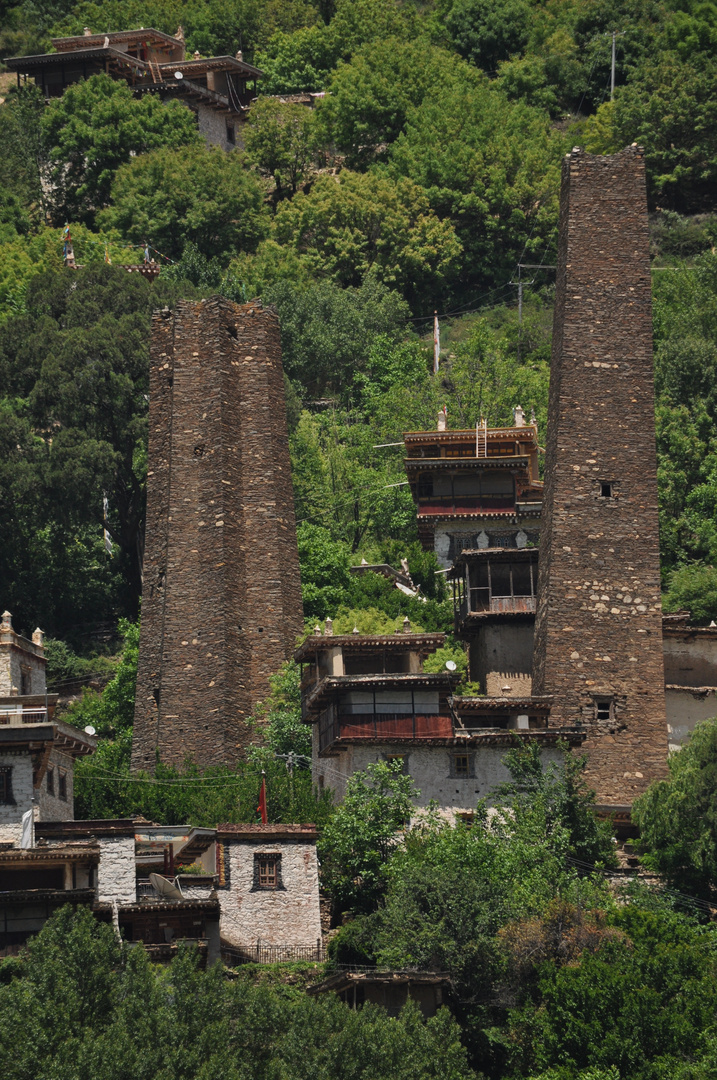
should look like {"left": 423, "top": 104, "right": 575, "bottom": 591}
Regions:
{"left": 149, "top": 873, "right": 184, "bottom": 900}
{"left": 174, "top": 70, "right": 183, "bottom": 79}
{"left": 84, "top": 725, "right": 96, "bottom": 735}
{"left": 445, "top": 660, "right": 457, "bottom": 671}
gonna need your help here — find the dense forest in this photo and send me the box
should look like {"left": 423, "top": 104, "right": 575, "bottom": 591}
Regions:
{"left": 2, "top": 0, "right": 717, "bottom": 1076}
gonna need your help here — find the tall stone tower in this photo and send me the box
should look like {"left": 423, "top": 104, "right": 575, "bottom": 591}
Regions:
{"left": 532, "top": 146, "right": 668, "bottom": 806}
{"left": 131, "top": 298, "right": 304, "bottom": 772}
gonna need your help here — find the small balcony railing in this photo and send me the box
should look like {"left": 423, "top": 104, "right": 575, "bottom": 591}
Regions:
{"left": 459, "top": 591, "right": 536, "bottom": 619}
{"left": 0, "top": 708, "right": 48, "bottom": 725}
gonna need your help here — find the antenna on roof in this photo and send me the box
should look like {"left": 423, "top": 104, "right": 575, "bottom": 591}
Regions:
{"left": 149, "top": 873, "right": 184, "bottom": 901}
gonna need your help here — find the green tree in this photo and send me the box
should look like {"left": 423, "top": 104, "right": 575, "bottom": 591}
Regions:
{"left": 318, "top": 760, "right": 417, "bottom": 912}
{"left": 664, "top": 565, "right": 717, "bottom": 625}
{"left": 0, "top": 264, "right": 190, "bottom": 629}
{"left": 387, "top": 71, "right": 563, "bottom": 303}
{"left": 316, "top": 39, "right": 457, "bottom": 167}
{"left": 100, "top": 144, "right": 269, "bottom": 261}
{"left": 443, "top": 0, "right": 532, "bottom": 73}
{"left": 268, "top": 275, "right": 411, "bottom": 398}
{"left": 583, "top": 53, "right": 717, "bottom": 212}
{"left": 41, "top": 73, "right": 201, "bottom": 224}
{"left": 633, "top": 716, "right": 717, "bottom": 896}
{"left": 296, "top": 522, "right": 354, "bottom": 619}
{"left": 0, "top": 83, "right": 46, "bottom": 221}
{"left": 244, "top": 96, "right": 317, "bottom": 196}
{"left": 271, "top": 170, "right": 462, "bottom": 308}
{"left": 260, "top": 660, "right": 311, "bottom": 757}
{"left": 495, "top": 741, "right": 617, "bottom": 867}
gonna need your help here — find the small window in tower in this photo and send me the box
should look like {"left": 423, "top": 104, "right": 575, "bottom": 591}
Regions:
{"left": 595, "top": 699, "right": 613, "bottom": 722}
{"left": 58, "top": 770, "right": 67, "bottom": 801}
{"left": 226, "top": 122, "right": 236, "bottom": 145}
{"left": 600, "top": 482, "right": 614, "bottom": 498}
{"left": 46, "top": 767, "right": 54, "bottom": 796}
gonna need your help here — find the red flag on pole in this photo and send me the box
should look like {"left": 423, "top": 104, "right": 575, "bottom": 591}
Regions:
{"left": 257, "top": 774, "right": 268, "bottom": 824}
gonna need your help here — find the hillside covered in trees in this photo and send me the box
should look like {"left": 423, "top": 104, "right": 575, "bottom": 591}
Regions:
{"left": 3, "top": 1, "right": 717, "bottom": 1076}
{"left": 2, "top": 0, "right": 717, "bottom": 648}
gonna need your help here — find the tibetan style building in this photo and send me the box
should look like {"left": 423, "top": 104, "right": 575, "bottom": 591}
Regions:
{"left": 6, "top": 27, "right": 262, "bottom": 151}
{"left": 404, "top": 407, "right": 543, "bottom": 567}
{"left": 298, "top": 623, "right": 583, "bottom": 815}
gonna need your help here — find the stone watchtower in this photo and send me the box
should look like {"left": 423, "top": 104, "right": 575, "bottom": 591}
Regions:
{"left": 131, "top": 298, "right": 304, "bottom": 772}
{"left": 532, "top": 146, "right": 668, "bottom": 806}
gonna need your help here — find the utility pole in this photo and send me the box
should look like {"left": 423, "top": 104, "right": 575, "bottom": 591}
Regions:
{"left": 510, "top": 265, "right": 535, "bottom": 362}
{"left": 609, "top": 30, "right": 625, "bottom": 101}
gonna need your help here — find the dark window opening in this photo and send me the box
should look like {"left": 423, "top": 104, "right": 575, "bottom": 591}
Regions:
{"left": 600, "top": 483, "right": 614, "bottom": 498}
{"left": 58, "top": 770, "right": 67, "bottom": 801}
{"left": 47, "top": 767, "right": 54, "bottom": 796}
{"left": 20, "top": 669, "right": 31, "bottom": 695}
{"left": 0, "top": 767, "right": 15, "bottom": 805}
{"left": 226, "top": 123, "right": 236, "bottom": 145}
{"left": 595, "top": 699, "right": 612, "bottom": 722}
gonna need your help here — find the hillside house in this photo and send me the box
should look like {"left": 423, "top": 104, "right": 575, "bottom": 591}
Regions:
{"left": 6, "top": 27, "right": 262, "bottom": 151}
{"left": 298, "top": 625, "right": 583, "bottom": 814}
{"left": 404, "top": 408, "right": 543, "bottom": 568}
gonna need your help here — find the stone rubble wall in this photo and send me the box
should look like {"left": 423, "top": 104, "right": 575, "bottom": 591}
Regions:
{"left": 532, "top": 147, "right": 668, "bottom": 804}
{"left": 132, "top": 298, "right": 303, "bottom": 771}
{"left": 96, "top": 835, "right": 136, "bottom": 904}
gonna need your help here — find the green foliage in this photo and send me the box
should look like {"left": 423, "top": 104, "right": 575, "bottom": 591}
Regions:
{"left": 268, "top": 275, "right": 411, "bottom": 399}
{"left": 244, "top": 96, "right": 317, "bottom": 195}
{"left": 64, "top": 618, "right": 139, "bottom": 737}
{"left": 259, "top": 661, "right": 311, "bottom": 757}
{"left": 41, "top": 73, "right": 201, "bottom": 224}
{"left": 0, "top": 263, "right": 192, "bottom": 636}
{"left": 0, "top": 906, "right": 475, "bottom": 1080}
{"left": 316, "top": 39, "right": 457, "bottom": 167}
{"left": 75, "top": 746, "right": 333, "bottom": 827}
{"left": 633, "top": 716, "right": 717, "bottom": 896}
{"left": 0, "top": 84, "right": 46, "bottom": 224}
{"left": 422, "top": 644, "right": 468, "bottom": 677}
{"left": 495, "top": 742, "right": 618, "bottom": 868}
{"left": 664, "top": 564, "right": 717, "bottom": 625}
{"left": 270, "top": 170, "right": 462, "bottom": 308}
{"left": 584, "top": 54, "right": 717, "bottom": 212}
{"left": 507, "top": 906, "right": 717, "bottom": 1079}
{"left": 443, "top": 0, "right": 532, "bottom": 73}
{"left": 297, "top": 522, "right": 354, "bottom": 620}
{"left": 330, "top": 607, "right": 424, "bottom": 634}
{"left": 318, "top": 760, "right": 417, "bottom": 913}
{"left": 44, "top": 637, "right": 117, "bottom": 692}
{"left": 100, "top": 144, "right": 269, "bottom": 261}
{"left": 331, "top": 792, "right": 610, "bottom": 1008}
{"left": 387, "top": 71, "right": 563, "bottom": 302}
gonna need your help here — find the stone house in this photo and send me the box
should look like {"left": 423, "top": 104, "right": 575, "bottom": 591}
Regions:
{"left": 404, "top": 410, "right": 543, "bottom": 568}
{"left": 0, "top": 612, "right": 96, "bottom": 843}
{"left": 215, "top": 824, "right": 323, "bottom": 961}
{"left": 298, "top": 627, "right": 583, "bottom": 814}
{"left": 6, "top": 26, "right": 263, "bottom": 152}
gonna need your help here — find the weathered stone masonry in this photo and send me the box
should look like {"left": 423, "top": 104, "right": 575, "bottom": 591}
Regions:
{"left": 532, "top": 146, "right": 668, "bottom": 805}
{"left": 132, "top": 298, "right": 304, "bottom": 771}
